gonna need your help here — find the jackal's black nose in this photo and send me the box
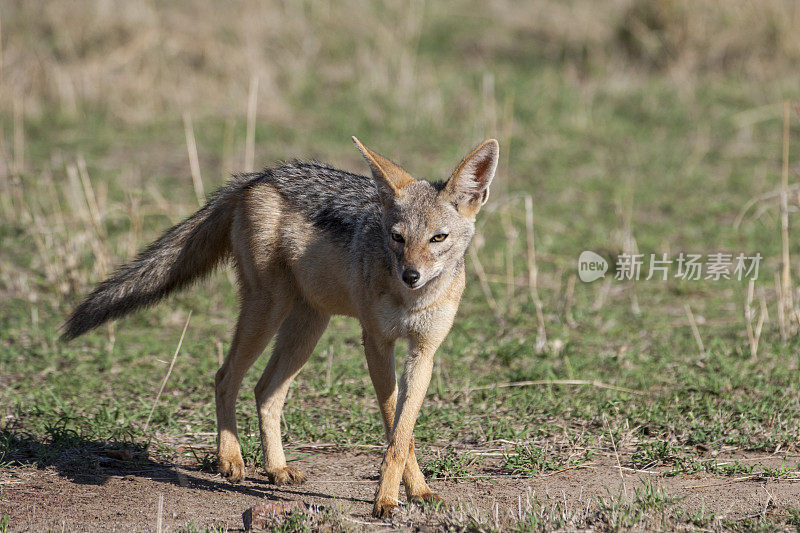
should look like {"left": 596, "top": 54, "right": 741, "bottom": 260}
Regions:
{"left": 402, "top": 269, "right": 420, "bottom": 286}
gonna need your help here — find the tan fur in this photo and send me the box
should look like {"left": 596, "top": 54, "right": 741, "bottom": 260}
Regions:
{"left": 214, "top": 181, "right": 465, "bottom": 513}
{"left": 215, "top": 141, "right": 496, "bottom": 517}
{"left": 65, "top": 138, "right": 499, "bottom": 518}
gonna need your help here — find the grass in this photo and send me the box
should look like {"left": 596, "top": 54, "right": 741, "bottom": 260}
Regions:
{"left": 435, "top": 480, "right": 682, "bottom": 531}
{"left": 189, "top": 447, "right": 217, "bottom": 474}
{"left": 421, "top": 448, "right": 480, "bottom": 481}
{"left": 595, "top": 480, "right": 681, "bottom": 530}
{"left": 504, "top": 444, "right": 559, "bottom": 475}
{"left": 788, "top": 508, "right": 800, "bottom": 531}
{"left": 2, "top": 0, "right": 800, "bottom": 530}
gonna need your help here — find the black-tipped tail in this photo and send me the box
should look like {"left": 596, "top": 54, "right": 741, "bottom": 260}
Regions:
{"left": 62, "top": 177, "right": 248, "bottom": 340}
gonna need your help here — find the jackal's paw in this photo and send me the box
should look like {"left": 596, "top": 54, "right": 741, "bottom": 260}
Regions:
{"left": 217, "top": 456, "right": 246, "bottom": 483}
{"left": 410, "top": 491, "right": 444, "bottom": 507}
{"left": 267, "top": 466, "right": 307, "bottom": 486}
{"left": 372, "top": 497, "right": 399, "bottom": 519}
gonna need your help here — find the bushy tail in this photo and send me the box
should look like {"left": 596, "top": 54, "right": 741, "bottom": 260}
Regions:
{"left": 62, "top": 176, "right": 250, "bottom": 340}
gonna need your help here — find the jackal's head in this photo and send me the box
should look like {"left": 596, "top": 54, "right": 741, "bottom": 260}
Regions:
{"left": 353, "top": 137, "right": 499, "bottom": 290}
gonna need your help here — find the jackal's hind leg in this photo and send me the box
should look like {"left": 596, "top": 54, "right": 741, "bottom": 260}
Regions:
{"left": 216, "top": 296, "right": 289, "bottom": 483}
{"left": 255, "top": 300, "right": 329, "bottom": 485}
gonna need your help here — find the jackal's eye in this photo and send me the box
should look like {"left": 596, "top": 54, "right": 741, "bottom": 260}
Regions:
{"left": 430, "top": 233, "right": 448, "bottom": 243}
{"left": 391, "top": 232, "right": 405, "bottom": 243}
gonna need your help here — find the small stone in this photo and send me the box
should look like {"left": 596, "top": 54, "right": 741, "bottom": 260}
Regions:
{"left": 459, "top": 434, "right": 479, "bottom": 445}
{"left": 243, "top": 500, "right": 306, "bottom": 530}
{"left": 104, "top": 449, "right": 133, "bottom": 461}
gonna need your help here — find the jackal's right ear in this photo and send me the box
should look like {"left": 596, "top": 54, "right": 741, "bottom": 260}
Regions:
{"left": 352, "top": 137, "right": 415, "bottom": 203}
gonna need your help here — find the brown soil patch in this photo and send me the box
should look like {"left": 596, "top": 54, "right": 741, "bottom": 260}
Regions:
{"left": 2, "top": 448, "right": 799, "bottom": 531}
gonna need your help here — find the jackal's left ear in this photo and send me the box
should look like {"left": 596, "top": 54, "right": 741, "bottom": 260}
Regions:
{"left": 352, "top": 137, "right": 415, "bottom": 203}
{"left": 442, "top": 139, "right": 499, "bottom": 218}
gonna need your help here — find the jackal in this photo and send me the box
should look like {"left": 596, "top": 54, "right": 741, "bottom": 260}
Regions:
{"left": 62, "top": 137, "right": 499, "bottom": 517}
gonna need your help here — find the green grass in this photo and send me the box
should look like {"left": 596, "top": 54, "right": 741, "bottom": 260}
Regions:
{"left": 595, "top": 480, "right": 682, "bottom": 530}
{"left": 421, "top": 448, "right": 480, "bottom": 481}
{"left": 503, "top": 443, "right": 593, "bottom": 476}
{"left": 788, "top": 508, "right": 800, "bottom": 532}
{"left": 2, "top": 0, "right": 800, "bottom": 530}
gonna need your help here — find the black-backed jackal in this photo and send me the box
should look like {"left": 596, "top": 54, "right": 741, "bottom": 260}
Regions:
{"left": 63, "top": 138, "right": 499, "bottom": 517}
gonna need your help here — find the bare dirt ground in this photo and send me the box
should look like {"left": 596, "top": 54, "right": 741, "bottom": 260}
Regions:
{"left": 2, "top": 446, "right": 799, "bottom": 531}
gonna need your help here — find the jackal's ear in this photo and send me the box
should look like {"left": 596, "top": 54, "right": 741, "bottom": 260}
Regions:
{"left": 352, "top": 137, "right": 415, "bottom": 202}
{"left": 442, "top": 139, "right": 499, "bottom": 218}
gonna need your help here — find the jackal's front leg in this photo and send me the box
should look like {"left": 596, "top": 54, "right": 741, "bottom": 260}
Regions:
{"left": 364, "top": 334, "right": 441, "bottom": 510}
{"left": 372, "top": 338, "right": 438, "bottom": 518}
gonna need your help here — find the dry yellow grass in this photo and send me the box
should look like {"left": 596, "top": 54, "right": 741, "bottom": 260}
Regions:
{"left": 2, "top": 0, "right": 798, "bottom": 124}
